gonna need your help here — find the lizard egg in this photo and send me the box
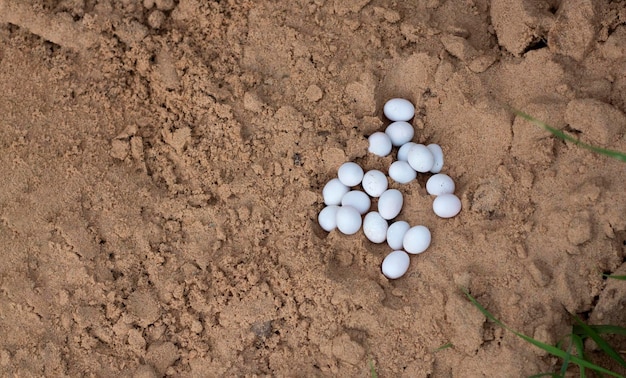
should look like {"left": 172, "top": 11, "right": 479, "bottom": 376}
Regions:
{"left": 407, "top": 144, "right": 434, "bottom": 173}
{"left": 433, "top": 194, "right": 462, "bottom": 218}
{"left": 427, "top": 144, "right": 444, "bottom": 173}
{"left": 388, "top": 160, "right": 416, "bottom": 184}
{"left": 385, "top": 121, "right": 414, "bottom": 146}
{"left": 322, "top": 178, "right": 349, "bottom": 206}
{"left": 318, "top": 205, "right": 340, "bottom": 232}
{"left": 362, "top": 170, "right": 388, "bottom": 197}
{"left": 383, "top": 98, "right": 415, "bottom": 122}
{"left": 378, "top": 189, "right": 403, "bottom": 220}
{"left": 336, "top": 206, "right": 362, "bottom": 235}
{"left": 426, "top": 174, "right": 455, "bottom": 196}
{"left": 397, "top": 142, "right": 417, "bottom": 161}
{"left": 337, "top": 162, "right": 364, "bottom": 187}
{"left": 387, "top": 221, "right": 410, "bottom": 250}
{"left": 368, "top": 132, "right": 392, "bottom": 157}
{"left": 341, "top": 190, "right": 371, "bottom": 215}
{"left": 381, "top": 250, "right": 410, "bottom": 279}
{"left": 363, "top": 212, "right": 388, "bottom": 243}
{"left": 403, "top": 225, "right": 431, "bottom": 254}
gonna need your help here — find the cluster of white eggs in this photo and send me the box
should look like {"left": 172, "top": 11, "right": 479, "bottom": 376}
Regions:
{"left": 318, "top": 98, "right": 461, "bottom": 279}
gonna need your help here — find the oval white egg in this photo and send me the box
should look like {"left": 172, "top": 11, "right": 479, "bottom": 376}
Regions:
{"left": 318, "top": 205, "right": 340, "bottom": 232}
{"left": 397, "top": 142, "right": 417, "bottom": 161}
{"left": 387, "top": 221, "right": 410, "bottom": 250}
{"left": 388, "top": 160, "right": 417, "bottom": 184}
{"left": 407, "top": 144, "right": 434, "bottom": 173}
{"left": 385, "top": 121, "right": 414, "bottom": 147}
{"left": 378, "top": 189, "right": 403, "bottom": 220}
{"left": 362, "top": 170, "right": 388, "bottom": 197}
{"left": 368, "top": 132, "right": 392, "bottom": 157}
{"left": 341, "top": 190, "right": 371, "bottom": 215}
{"left": 433, "top": 194, "right": 462, "bottom": 218}
{"left": 426, "top": 174, "right": 455, "bottom": 196}
{"left": 336, "top": 206, "right": 362, "bottom": 235}
{"left": 383, "top": 98, "right": 415, "bottom": 122}
{"left": 427, "top": 144, "right": 444, "bottom": 173}
{"left": 381, "top": 250, "right": 411, "bottom": 279}
{"left": 363, "top": 212, "right": 388, "bottom": 243}
{"left": 322, "top": 178, "right": 349, "bottom": 206}
{"left": 403, "top": 225, "right": 431, "bottom": 254}
{"left": 337, "top": 162, "right": 364, "bottom": 187}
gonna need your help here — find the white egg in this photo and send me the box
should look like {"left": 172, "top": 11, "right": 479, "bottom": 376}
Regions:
{"left": 322, "top": 178, "right": 349, "bottom": 206}
{"left": 378, "top": 189, "right": 403, "bottom": 220}
{"left": 385, "top": 121, "right": 414, "bottom": 147}
{"left": 362, "top": 170, "right": 388, "bottom": 197}
{"left": 388, "top": 160, "right": 416, "bottom": 184}
{"left": 337, "top": 162, "right": 364, "bottom": 187}
{"left": 397, "top": 142, "right": 417, "bottom": 161}
{"left": 407, "top": 144, "right": 434, "bottom": 173}
{"left": 336, "top": 206, "right": 362, "bottom": 235}
{"left": 433, "top": 194, "right": 462, "bottom": 218}
{"left": 318, "top": 206, "right": 340, "bottom": 232}
{"left": 403, "top": 225, "right": 431, "bottom": 254}
{"left": 341, "top": 190, "right": 371, "bottom": 215}
{"left": 383, "top": 98, "right": 415, "bottom": 122}
{"left": 368, "top": 132, "right": 392, "bottom": 157}
{"left": 363, "top": 212, "right": 388, "bottom": 243}
{"left": 387, "top": 221, "right": 410, "bottom": 250}
{"left": 427, "top": 144, "right": 444, "bottom": 173}
{"left": 426, "top": 174, "right": 455, "bottom": 196}
{"left": 381, "top": 250, "right": 410, "bottom": 279}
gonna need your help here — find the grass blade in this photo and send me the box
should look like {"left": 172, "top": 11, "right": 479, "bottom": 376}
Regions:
{"left": 574, "top": 325, "right": 626, "bottom": 337}
{"left": 462, "top": 289, "right": 625, "bottom": 377}
{"left": 604, "top": 274, "right": 626, "bottom": 281}
{"left": 571, "top": 334, "right": 586, "bottom": 378}
{"left": 574, "top": 317, "right": 626, "bottom": 368}
{"left": 513, "top": 110, "right": 626, "bottom": 162}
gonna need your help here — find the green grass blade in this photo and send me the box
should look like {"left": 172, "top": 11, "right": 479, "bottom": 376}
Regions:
{"left": 559, "top": 335, "right": 575, "bottom": 377}
{"left": 574, "top": 317, "right": 626, "bottom": 368}
{"left": 369, "top": 358, "right": 378, "bottom": 378}
{"left": 603, "top": 274, "right": 626, "bottom": 281}
{"left": 513, "top": 110, "right": 626, "bottom": 162}
{"left": 574, "top": 325, "right": 626, "bottom": 337}
{"left": 462, "top": 289, "right": 625, "bottom": 377}
{"left": 433, "top": 342, "right": 453, "bottom": 352}
{"left": 571, "top": 334, "right": 586, "bottom": 378}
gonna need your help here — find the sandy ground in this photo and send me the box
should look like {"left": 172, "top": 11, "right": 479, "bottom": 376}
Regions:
{"left": 1, "top": 0, "right": 626, "bottom": 376}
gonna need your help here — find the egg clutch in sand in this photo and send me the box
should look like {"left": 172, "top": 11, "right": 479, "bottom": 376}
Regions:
{"left": 318, "top": 98, "right": 462, "bottom": 280}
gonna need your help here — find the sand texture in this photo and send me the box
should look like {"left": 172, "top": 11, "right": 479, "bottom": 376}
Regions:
{"left": 1, "top": 0, "right": 626, "bottom": 376}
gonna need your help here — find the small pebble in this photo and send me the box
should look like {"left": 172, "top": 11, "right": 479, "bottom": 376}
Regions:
{"left": 318, "top": 205, "right": 340, "bottom": 231}
{"left": 387, "top": 221, "right": 410, "bottom": 250}
{"left": 385, "top": 121, "right": 414, "bottom": 146}
{"left": 433, "top": 194, "right": 462, "bottom": 218}
{"left": 363, "top": 212, "right": 388, "bottom": 243}
{"left": 336, "top": 206, "right": 362, "bottom": 235}
{"left": 341, "top": 190, "right": 371, "bottom": 215}
{"left": 388, "top": 160, "right": 417, "bottom": 184}
{"left": 378, "top": 189, "right": 403, "bottom": 220}
{"left": 383, "top": 98, "right": 415, "bottom": 122}
{"left": 397, "top": 142, "right": 417, "bottom": 161}
{"left": 403, "top": 225, "right": 431, "bottom": 254}
{"left": 362, "top": 170, "right": 388, "bottom": 197}
{"left": 427, "top": 144, "right": 444, "bottom": 173}
{"left": 407, "top": 144, "right": 435, "bottom": 173}
{"left": 338, "top": 162, "right": 364, "bottom": 187}
{"left": 323, "top": 178, "right": 349, "bottom": 206}
{"left": 368, "top": 132, "right": 392, "bottom": 157}
{"left": 381, "top": 250, "right": 411, "bottom": 279}
{"left": 426, "top": 174, "right": 455, "bottom": 196}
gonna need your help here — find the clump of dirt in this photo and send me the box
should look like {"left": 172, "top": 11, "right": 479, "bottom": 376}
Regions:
{"left": 1, "top": 0, "right": 625, "bottom": 376}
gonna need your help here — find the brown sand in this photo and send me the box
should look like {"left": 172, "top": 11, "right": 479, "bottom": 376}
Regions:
{"left": 1, "top": 0, "right": 626, "bottom": 376}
